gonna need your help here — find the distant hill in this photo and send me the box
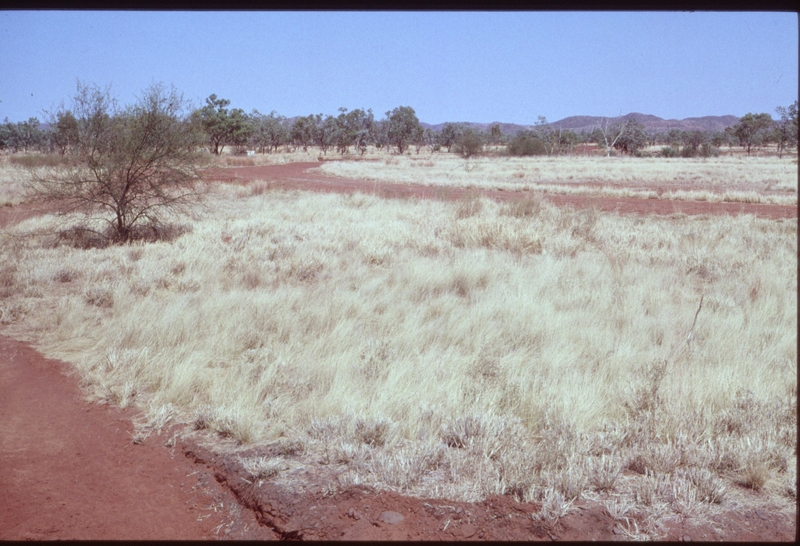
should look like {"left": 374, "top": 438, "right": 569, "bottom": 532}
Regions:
{"left": 421, "top": 113, "right": 741, "bottom": 135}
{"left": 550, "top": 113, "right": 740, "bottom": 133}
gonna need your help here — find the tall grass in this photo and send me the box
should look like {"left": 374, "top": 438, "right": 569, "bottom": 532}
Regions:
{"left": 1, "top": 178, "right": 795, "bottom": 527}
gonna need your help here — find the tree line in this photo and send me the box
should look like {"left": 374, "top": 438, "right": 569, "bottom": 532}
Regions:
{"left": 1, "top": 84, "right": 797, "bottom": 159}
{"left": 11, "top": 82, "right": 799, "bottom": 247}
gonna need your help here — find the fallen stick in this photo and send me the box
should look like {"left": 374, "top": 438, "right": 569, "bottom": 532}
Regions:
{"left": 686, "top": 294, "right": 704, "bottom": 349}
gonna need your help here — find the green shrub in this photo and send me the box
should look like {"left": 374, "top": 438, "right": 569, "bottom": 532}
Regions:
{"left": 680, "top": 146, "right": 698, "bottom": 158}
{"left": 454, "top": 129, "right": 484, "bottom": 159}
{"left": 659, "top": 147, "right": 679, "bottom": 158}
{"left": 507, "top": 133, "right": 547, "bottom": 156}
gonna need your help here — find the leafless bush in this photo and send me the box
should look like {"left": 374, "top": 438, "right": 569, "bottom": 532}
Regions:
{"left": 24, "top": 81, "right": 205, "bottom": 245}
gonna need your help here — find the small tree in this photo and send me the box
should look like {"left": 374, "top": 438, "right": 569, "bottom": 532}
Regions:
{"left": 454, "top": 128, "right": 484, "bottom": 158}
{"left": 613, "top": 119, "right": 649, "bottom": 155}
{"left": 193, "top": 94, "right": 247, "bottom": 155}
{"left": 773, "top": 101, "right": 798, "bottom": 158}
{"left": 24, "top": 82, "right": 204, "bottom": 244}
{"left": 51, "top": 111, "right": 80, "bottom": 155}
{"left": 439, "top": 122, "right": 463, "bottom": 153}
{"left": 594, "top": 117, "right": 629, "bottom": 157}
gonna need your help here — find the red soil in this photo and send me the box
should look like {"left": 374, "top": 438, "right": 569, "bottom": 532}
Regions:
{"left": 1, "top": 161, "right": 797, "bottom": 540}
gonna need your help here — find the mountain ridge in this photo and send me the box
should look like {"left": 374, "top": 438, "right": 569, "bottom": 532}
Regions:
{"left": 420, "top": 113, "right": 741, "bottom": 135}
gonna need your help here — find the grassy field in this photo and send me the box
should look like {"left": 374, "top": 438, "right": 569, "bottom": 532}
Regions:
{"left": 318, "top": 154, "right": 798, "bottom": 205}
{"left": 0, "top": 153, "right": 796, "bottom": 535}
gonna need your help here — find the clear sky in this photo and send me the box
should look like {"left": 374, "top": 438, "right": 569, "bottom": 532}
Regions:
{"left": 1, "top": 11, "right": 797, "bottom": 125}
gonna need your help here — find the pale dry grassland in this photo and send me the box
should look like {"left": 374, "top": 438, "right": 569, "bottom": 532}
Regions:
{"left": 0, "top": 169, "right": 796, "bottom": 534}
{"left": 0, "top": 157, "right": 29, "bottom": 206}
{"left": 319, "top": 154, "right": 799, "bottom": 205}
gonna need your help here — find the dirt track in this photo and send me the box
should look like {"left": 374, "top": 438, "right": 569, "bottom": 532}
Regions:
{"left": 201, "top": 161, "right": 798, "bottom": 220}
{"left": 0, "top": 161, "right": 797, "bottom": 540}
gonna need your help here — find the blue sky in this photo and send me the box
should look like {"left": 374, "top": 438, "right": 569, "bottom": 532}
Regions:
{"left": 1, "top": 11, "right": 797, "bottom": 125}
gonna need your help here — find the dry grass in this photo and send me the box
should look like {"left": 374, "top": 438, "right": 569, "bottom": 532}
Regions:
{"left": 317, "top": 154, "right": 798, "bottom": 205}
{"left": 0, "top": 157, "right": 30, "bottom": 206}
{"left": 0, "top": 157, "right": 796, "bottom": 531}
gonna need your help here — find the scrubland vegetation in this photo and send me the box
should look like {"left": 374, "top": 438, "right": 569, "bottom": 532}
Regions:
{"left": 1, "top": 153, "right": 796, "bottom": 534}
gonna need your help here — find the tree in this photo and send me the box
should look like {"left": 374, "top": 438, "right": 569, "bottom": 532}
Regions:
{"left": 52, "top": 111, "right": 80, "bottom": 155}
{"left": 192, "top": 94, "right": 247, "bottom": 155}
{"left": 773, "top": 101, "right": 798, "bottom": 158}
{"left": 422, "top": 127, "right": 440, "bottom": 152}
{"left": 24, "top": 82, "right": 204, "bottom": 244}
{"left": 385, "top": 106, "right": 422, "bottom": 154}
{"left": 291, "top": 115, "right": 315, "bottom": 152}
{"left": 439, "top": 122, "right": 464, "bottom": 153}
{"left": 332, "top": 107, "right": 374, "bottom": 155}
{"left": 593, "top": 117, "right": 630, "bottom": 157}
{"left": 312, "top": 114, "right": 338, "bottom": 155}
{"left": 489, "top": 124, "right": 503, "bottom": 148}
{"left": 353, "top": 109, "right": 377, "bottom": 155}
{"left": 0, "top": 119, "right": 12, "bottom": 152}
{"left": 730, "top": 112, "right": 773, "bottom": 155}
{"left": 249, "top": 110, "right": 287, "bottom": 154}
{"left": 613, "top": 119, "right": 649, "bottom": 155}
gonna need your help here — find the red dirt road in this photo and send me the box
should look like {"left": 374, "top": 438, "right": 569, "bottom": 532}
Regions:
{"left": 201, "top": 161, "right": 798, "bottom": 220}
{"left": 0, "top": 335, "right": 268, "bottom": 540}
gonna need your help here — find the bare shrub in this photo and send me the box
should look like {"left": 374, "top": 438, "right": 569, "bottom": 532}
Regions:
{"left": 624, "top": 359, "right": 668, "bottom": 415}
{"left": 52, "top": 269, "right": 78, "bottom": 283}
{"left": 23, "top": 81, "right": 205, "bottom": 244}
